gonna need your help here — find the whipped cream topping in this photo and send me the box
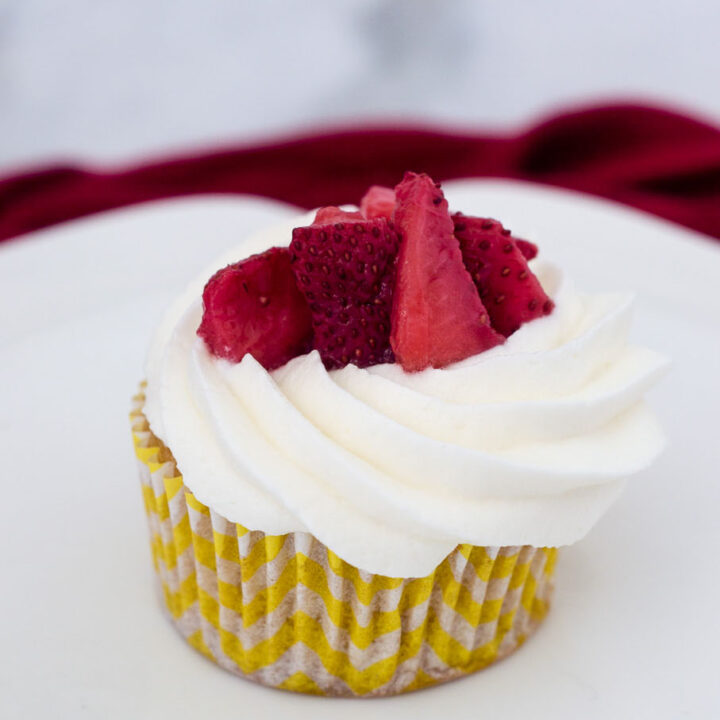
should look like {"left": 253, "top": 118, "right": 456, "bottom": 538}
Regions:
{"left": 144, "top": 211, "right": 668, "bottom": 577}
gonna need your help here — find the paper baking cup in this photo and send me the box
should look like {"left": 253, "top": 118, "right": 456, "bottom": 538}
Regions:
{"left": 131, "top": 387, "right": 557, "bottom": 697}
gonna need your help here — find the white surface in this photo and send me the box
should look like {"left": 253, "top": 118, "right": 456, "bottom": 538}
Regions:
{"left": 0, "top": 181, "right": 719, "bottom": 717}
{"left": 2, "top": 0, "right": 720, "bottom": 169}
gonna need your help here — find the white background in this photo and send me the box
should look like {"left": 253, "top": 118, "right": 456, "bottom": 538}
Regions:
{"left": 1, "top": 0, "right": 720, "bottom": 170}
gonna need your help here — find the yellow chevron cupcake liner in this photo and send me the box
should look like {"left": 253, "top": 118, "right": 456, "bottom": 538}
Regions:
{"left": 131, "top": 387, "right": 557, "bottom": 697}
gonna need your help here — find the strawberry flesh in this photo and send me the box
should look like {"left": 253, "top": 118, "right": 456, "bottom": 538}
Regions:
{"left": 453, "top": 215, "right": 554, "bottom": 337}
{"left": 290, "top": 218, "right": 400, "bottom": 368}
{"left": 198, "top": 248, "right": 313, "bottom": 370}
{"left": 314, "top": 206, "right": 364, "bottom": 225}
{"left": 360, "top": 185, "right": 396, "bottom": 220}
{"left": 390, "top": 173, "right": 504, "bottom": 372}
{"left": 515, "top": 237, "right": 538, "bottom": 260}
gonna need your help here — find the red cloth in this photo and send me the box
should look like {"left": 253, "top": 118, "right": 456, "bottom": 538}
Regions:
{"left": 1, "top": 103, "right": 719, "bottom": 243}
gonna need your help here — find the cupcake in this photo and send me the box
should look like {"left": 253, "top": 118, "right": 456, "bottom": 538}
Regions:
{"left": 131, "top": 172, "right": 667, "bottom": 697}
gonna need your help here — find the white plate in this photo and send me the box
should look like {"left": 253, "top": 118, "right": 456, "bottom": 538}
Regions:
{"left": 1, "top": 181, "right": 719, "bottom": 718}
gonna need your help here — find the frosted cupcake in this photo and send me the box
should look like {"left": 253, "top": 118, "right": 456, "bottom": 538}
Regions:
{"left": 131, "top": 172, "right": 667, "bottom": 697}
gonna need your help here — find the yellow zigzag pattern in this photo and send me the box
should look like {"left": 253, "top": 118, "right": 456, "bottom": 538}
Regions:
{"left": 131, "top": 391, "right": 556, "bottom": 696}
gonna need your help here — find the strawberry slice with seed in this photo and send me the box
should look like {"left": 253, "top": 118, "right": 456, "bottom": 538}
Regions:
{"left": 452, "top": 215, "right": 538, "bottom": 261}
{"left": 198, "top": 248, "right": 313, "bottom": 370}
{"left": 290, "top": 217, "right": 400, "bottom": 368}
{"left": 453, "top": 215, "right": 554, "bottom": 337}
{"left": 390, "top": 172, "right": 503, "bottom": 372}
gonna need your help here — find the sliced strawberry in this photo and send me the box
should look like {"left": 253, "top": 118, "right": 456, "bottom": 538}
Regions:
{"left": 452, "top": 216, "right": 554, "bottom": 337}
{"left": 515, "top": 237, "right": 538, "bottom": 260}
{"left": 452, "top": 214, "right": 539, "bottom": 261}
{"left": 197, "top": 248, "right": 313, "bottom": 370}
{"left": 313, "top": 206, "right": 364, "bottom": 225}
{"left": 290, "top": 217, "right": 400, "bottom": 368}
{"left": 390, "top": 173, "right": 503, "bottom": 372}
{"left": 359, "top": 185, "right": 396, "bottom": 220}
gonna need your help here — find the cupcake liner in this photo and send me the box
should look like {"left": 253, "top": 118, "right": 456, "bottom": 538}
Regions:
{"left": 131, "top": 387, "right": 557, "bottom": 697}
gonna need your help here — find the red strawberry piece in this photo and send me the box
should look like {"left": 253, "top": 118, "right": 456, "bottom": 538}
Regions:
{"left": 452, "top": 214, "right": 539, "bottom": 261}
{"left": 313, "top": 206, "right": 364, "bottom": 225}
{"left": 390, "top": 173, "right": 504, "bottom": 372}
{"left": 198, "top": 247, "right": 313, "bottom": 370}
{"left": 359, "top": 185, "right": 396, "bottom": 220}
{"left": 290, "top": 218, "right": 400, "bottom": 369}
{"left": 452, "top": 215, "right": 554, "bottom": 337}
{"left": 515, "top": 238, "right": 538, "bottom": 260}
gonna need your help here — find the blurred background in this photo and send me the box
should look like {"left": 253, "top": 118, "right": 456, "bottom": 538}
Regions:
{"left": 2, "top": 0, "right": 719, "bottom": 171}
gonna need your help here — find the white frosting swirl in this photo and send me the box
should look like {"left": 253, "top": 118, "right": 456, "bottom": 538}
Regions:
{"left": 145, "top": 212, "right": 667, "bottom": 577}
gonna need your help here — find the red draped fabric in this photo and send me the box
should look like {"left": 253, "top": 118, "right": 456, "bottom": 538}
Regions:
{"left": 2, "top": 104, "right": 719, "bottom": 243}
